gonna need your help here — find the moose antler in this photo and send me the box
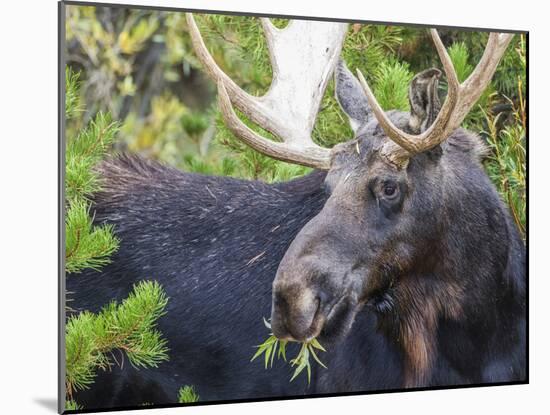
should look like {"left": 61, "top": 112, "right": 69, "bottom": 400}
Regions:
{"left": 186, "top": 14, "right": 348, "bottom": 169}
{"left": 356, "top": 30, "right": 514, "bottom": 168}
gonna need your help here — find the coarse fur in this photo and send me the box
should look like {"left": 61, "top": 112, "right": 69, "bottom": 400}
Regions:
{"left": 68, "top": 155, "right": 402, "bottom": 408}
{"left": 271, "top": 62, "right": 525, "bottom": 388}
{"left": 67, "top": 62, "right": 526, "bottom": 409}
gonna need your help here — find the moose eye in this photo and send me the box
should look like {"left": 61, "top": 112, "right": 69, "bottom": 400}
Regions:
{"left": 369, "top": 178, "right": 403, "bottom": 210}
{"left": 383, "top": 182, "right": 398, "bottom": 198}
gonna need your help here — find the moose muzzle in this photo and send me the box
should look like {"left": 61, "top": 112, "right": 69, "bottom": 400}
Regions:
{"left": 270, "top": 278, "right": 327, "bottom": 342}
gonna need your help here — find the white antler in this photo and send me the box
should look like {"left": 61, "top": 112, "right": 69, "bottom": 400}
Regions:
{"left": 186, "top": 14, "right": 348, "bottom": 169}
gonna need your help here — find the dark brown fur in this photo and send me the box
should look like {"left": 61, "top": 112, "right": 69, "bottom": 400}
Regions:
{"left": 271, "top": 62, "right": 526, "bottom": 388}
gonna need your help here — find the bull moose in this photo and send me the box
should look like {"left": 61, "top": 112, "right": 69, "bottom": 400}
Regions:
{"left": 67, "top": 14, "right": 526, "bottom": 409}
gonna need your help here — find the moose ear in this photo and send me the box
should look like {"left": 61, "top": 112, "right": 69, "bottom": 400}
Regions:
{"left": 335, "top": 59, "right": 371, "bottom": 134}
{"left": 407, "top": 68, "right": 442, "bottom": 134}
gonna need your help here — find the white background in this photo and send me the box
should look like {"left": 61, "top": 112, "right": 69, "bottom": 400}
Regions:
{"left": 0, "top": 0, "right": 546, "bottom": 413}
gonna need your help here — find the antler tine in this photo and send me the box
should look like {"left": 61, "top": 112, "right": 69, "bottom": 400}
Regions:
{"left": 186, "top": 14, "right": 267, "bottom": 129}
{"left": 186, "top": 13, "right": 347, "bottom": 169}
{"left": 217, "top": 82, "right": 331, "bottom": 169}
{"left": 259, "top": 17, "right": 278, "bottom": 44}
{"left": 450, "top": 33, "right": 514, "bottom": 125}
{"left": 356, "top": 30, "right": 513, "bottom": 168}
{"left": 258, "top": 18, "right": 289, "bottom": 75}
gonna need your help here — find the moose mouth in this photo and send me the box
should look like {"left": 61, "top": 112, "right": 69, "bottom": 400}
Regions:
{"left": 281, "top": 294, "right": 361, "bottom": 343}
{"left": 317, "top": 295, "right": 361, "bottom": 342}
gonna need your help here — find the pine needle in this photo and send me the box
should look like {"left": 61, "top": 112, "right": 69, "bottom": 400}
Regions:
{"left": 65, "top": 281, "right": 170, "bottom": 395}
{"left": 250, "top": 318, "right": 327, "bottom": 385}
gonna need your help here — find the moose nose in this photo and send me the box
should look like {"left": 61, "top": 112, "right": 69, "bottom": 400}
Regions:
{"left": 270, "top": 285, "right": 325, "bottom": 342}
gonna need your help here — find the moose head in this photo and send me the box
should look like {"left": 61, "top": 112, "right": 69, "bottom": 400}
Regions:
{"left": 187, "top": 15, "right": 515, "bottom": 383}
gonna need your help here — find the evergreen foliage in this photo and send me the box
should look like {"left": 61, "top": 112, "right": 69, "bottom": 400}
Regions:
{"left": 65, "top": 400, "right": 82, "bottom": 411}
{"left": 446, "top": 41, "right": 494, "bottom": 130}
{"left": 65, "top": 68, "right": 82, "bottom": 120}
{"left": 65, "top": 111, "right": 118, "bottom": 201}
{"left": 65, "top": 281, "right": 169, "bottom": 398}
{"left": 64, "top": 68, "right": 170, "bottom": 409}
{"left": 65, "top": 8, "right": 526, "bottom": 234}
{"left": 251, "top": 318, "right": 326, "bottom": 385}
{"left": 483, "top": 36, "right": 526, "bottom": 236}
{"left": 65, "top": 69, "right": 120, "bottom": 274}
{"left": 65, "top": 199, "right": 118, "bottom": 273}
{"left": 178, "top": 385, "right": 200, "bottom": 403}
{"left": 372, "top": 60, "right": 413, "bottom": 111}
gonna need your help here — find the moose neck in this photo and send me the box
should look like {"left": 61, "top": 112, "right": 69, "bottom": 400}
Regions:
{"left": 376, "top": 145, "right": 526, "bottom": 388}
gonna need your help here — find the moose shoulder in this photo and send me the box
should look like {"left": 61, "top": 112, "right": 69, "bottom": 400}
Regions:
{"left": 67, "top": 16, "right": 526, "bottom": 408}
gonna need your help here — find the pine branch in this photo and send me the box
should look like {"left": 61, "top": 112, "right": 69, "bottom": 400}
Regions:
{"left": 178, "top": 385, "right": 200, "bottom": 403}
{"left": 65, "top": 281, "right": 170, "bottom": 396}
{"left": 373, "top": 60, "right": 413, "bottom": 111}
{"left": 65, "top": 200, "right": 119, "bottom": 274}
{"left": 65, "top": 112, "right": 119, "bottom": 202}
{"left": 65, "top": 78, "right": 120, "bottom": 274}
{"left": 65, "top": 68, "right": 82, "bottom": 120}
{"left": 65, "top": 400, "right": 82, "bottom": 411}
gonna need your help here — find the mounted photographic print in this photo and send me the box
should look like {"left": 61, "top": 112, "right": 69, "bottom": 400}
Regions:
{"left": 59, "top": 1, "right": 528, "bottom": 413}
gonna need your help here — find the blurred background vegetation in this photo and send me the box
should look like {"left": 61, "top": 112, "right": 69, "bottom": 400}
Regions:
{"left": 65, "top": 4, "right": 526, "bottom": 236}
